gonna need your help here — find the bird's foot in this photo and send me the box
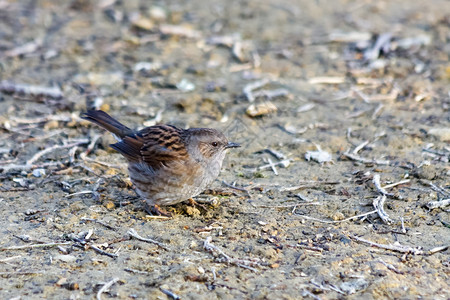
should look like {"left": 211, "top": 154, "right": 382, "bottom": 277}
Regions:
{"left": 144, "top": 202, "right": 172, "bottom": 217}
{"left": 187, "top": 198, "right": 208, "bottom": 210}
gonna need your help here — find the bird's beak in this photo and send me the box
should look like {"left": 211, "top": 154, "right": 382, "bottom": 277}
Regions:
{"left": 225, "top": 142, "right": 241, "bottom": 149}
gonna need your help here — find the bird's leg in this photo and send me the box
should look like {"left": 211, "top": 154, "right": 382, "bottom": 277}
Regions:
{"left": 187, "top": 198, "right": 208, "bottom": 210}
{"left": 144, "top": 202, "right": 172, "bottom": 217}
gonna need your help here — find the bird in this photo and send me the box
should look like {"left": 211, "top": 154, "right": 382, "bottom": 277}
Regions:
{"left": 81, "top": 110, "right": 240, "bottom": 215}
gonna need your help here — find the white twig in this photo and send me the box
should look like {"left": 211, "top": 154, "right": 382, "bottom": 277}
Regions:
{"left": 1, "top": 162, "right": 60, "bottom": 172}
{"left": 243, "top": 79, "right": 270, "bottom": 102}
{"left": 373, "top": 174, "right": 393, "bottom": 197}
{"left": 372, "top": 174, "right": 394, "bottom": 224}
{"left": 353, "top": 140, "right": 369, "bottom": 154}
{"left": 0, "top": 80, "right": 63, "bottom": 99}
{"left": 27, "top": 140, "right": 89, "bottom": 165}
{"left": 267, "top": 158, "right": 278, "bottom": 175}
{"left": 426, "top": 198, "right": 450, "bottom": 210}
{"left": 343, "top": 151, "right": 390, "bottom": 165}
{"left": 350, "top": 235, "right": 424, "bottom": 255}
{"left": 160, "top": 287, "right": 181, "bottom": 300}
{"left": 0, "top": 255, "right": 22, "bottom": 263}
{"left": 429, "top": 244, "right": 449, "bottom": 254}
{"left": 373, "top": 195, "right": 393, "bottom": 224}
{"left": 377, "top": 258, "right": 403, "bottom": 274}
{"left": 295, "top": 210, "right": 378, "bottom": 224}
{"left": 0, "top": 242, "right": 71, "bottom": 251}
{"left": 97, "top": 278, "right": 120, "bottom": 300}
{"left": 383, "top": 179, "right": 410, "bottom": 189}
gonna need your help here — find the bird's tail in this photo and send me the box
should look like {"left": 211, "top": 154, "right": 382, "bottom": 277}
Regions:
{"left": 81, "top": 110, "right": 133, "bottom": 139}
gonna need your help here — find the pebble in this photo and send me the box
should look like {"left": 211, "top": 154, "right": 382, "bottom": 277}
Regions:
{"left": 32, "top": 168, "right": 46, "bottom": 178}
{"left": 246, "top": 102, "right": 277, "bottom": 117}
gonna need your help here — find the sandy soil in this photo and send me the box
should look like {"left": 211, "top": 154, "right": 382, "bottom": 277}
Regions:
{"left": 0, "top": 0, "right": 449, "bottom": 299}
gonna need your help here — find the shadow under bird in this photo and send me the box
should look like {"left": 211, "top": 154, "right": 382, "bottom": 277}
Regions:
{"left": 81, "top": 110, "right": 240, "bottom": 215}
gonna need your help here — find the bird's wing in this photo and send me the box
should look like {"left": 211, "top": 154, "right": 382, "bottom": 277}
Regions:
{"left": 110, "top": 125, "right": 188, "bottom": 170}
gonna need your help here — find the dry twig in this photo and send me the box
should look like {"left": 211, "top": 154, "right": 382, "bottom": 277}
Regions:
{"left": 0, "top": 80, "right": 62, "bottom": 99}
{"left": 342, "top": 151, "right": 390, "bottom": 165}
{"left": 97, "top": 278, "right": 120, "bottom": 300}
{"left": 0, "top": 242, "right": 70, "bottom": 251}
{"left": 350, "top": 235, "right": 424, "bottom": 255}
{"left": 89, "top": 244, "right": 118, "bottom": 258}
{"left": 426, "top": 198, "right": 450, "bottom": 210}
{"left": 160, "top": 287, "right": 181, "bottom": 300}
{"left": 203, "top": 236, "right": 260, "bottom": 272}
{"left": 127, "top": 228, "right": 170, "bottom": 250}
{"left": 295, "top": 210, "right": 378, "bottom": 224}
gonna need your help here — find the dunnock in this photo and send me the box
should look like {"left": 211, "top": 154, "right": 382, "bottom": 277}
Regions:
{"left": 81, "top": 110, "right": 240, "bottom": 215}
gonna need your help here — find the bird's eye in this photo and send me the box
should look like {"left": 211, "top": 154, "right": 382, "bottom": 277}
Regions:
{"left": 211, "top": 142, "right": 218, "bottom": 147}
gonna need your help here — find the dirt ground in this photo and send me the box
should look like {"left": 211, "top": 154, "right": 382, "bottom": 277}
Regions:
{"left": 0, "top": 0, "right": 449, "bottom": 299}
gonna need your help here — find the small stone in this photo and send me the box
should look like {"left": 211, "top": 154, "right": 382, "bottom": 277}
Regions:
{"left": 339, "top": 278, "right": 368, "bottom": 294}
{"left": 105, "top": 201, "right": 115, "bottom": 210}
{"left": 105, "top": 168, "right": 118, "bottom": 176}
{"left": 332, "top": 212, "right": 345, "bottom": 221}
{"left": 32, "top": 168, "right": 46, "bottom": 178}
{"left": 132, "top": 16, "right": 154, "bottom": 31}
{"left": 176, "top": 78, "right": 195, "bottom": 92}
{"left": 149, "top": 6, "right": 167, "bottom": 22}
{"left": 55, "top": 277, "right": 67, "bottom": 286}
{"left": 189, "top": 241, "right": 198, "bottom": 249}
{"left": 246, "top": 102, "right": 277, "bottom": 117}
{"left": 44, "top": 120, "right": 59, "bottom": 130}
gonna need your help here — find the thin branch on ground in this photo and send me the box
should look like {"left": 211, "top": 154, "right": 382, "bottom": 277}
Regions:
{"left": 254, "top": 202, "right": 321, "bottom": 208}
{"left": 127, "top": 228, "right": 170, "bottom": 251}
{"left": 382, "top": 179, "right": 410, "bottom": 190}
{"left": 81, "top": 217, "right": 117, "bottom": 231}
{"left": 350, "top": 235, "right": 424, "bottom": 255}
{"left": 426, "top": 198, "right": 450, "bottom": 210}
{"left": 124, "top": 268, "right": 151, "bottom": 275}
{"left": 83, "top": 134, "right": 102, "bottom": 156}
{"left": 222, "top": 181, "right": 250, "bottom": 194}
{"left": 27, "top": 140, "right": 89, "bottom": 165}
{"left": 203, "top": 236, "right": 260, "bottom": 272}
{"left": 295, "top": 209, "right": 378, "bottom": 224}
{"left": 1, "top": 162, "right": 60, "bottom": 173}
{"left": 278, "top": 180, "right": 340, "bottom": 192}
{"left": 0, "top": 242, "right": 71, "bottom": 251}
{"left": 160, "top": 287, "right": 181, "bottom": 300}
{"left": 97, "top": 278, "right": 120, "bottom": 300}
{"left": 0, "top": 271, "right": 43, "bottom": 276}
{"left": 372, "top": 175, "right": 394, "bottom": 224}
{"left": 429, "top": 244, "right": 450, "bottom": 254}
{"left": 373, "top": 195, "right": 393, "bottom": 224}
{"left": 377, "top": 258, "right": 404, "bottom": 274}
{"left": 421, "top": 180, "right": 450, "bottom": 197}
{"left": 89, "top": 244, "right": 118, "bottom": 258}
{"left": 342, "top": 151, "right": 390, "bottom": 165}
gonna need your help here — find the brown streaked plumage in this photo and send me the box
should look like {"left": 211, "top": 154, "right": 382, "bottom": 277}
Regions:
{"left": 81, "top": 110, "right": 240, "bottom": 214}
